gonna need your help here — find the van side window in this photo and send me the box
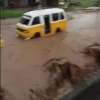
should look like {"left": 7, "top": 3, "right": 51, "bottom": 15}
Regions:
{"left": 32, "top": 17, "right": 40, "bottom": 25}
{"left": 52, "top": 13, "right": 58, "bottom": 21}
{"left": 61, "top": 13, "right": 64, "bottom": 20}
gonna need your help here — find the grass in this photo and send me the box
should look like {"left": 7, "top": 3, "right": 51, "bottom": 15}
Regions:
{"left": 59, "top": 0, "right": 98, "bottom": 11}
{"left": 0, "top": 0, "right": 99, "bottom": 19}
{"left": 0, "top": 10, "right": 27, "bottom": 19}
{"left": 73, "top": 0, "right": 98, "bottom": 8}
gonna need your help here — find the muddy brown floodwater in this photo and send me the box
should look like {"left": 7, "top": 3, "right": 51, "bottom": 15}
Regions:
{"left": 1, "top": 11, "right": 100, "bottom": 100}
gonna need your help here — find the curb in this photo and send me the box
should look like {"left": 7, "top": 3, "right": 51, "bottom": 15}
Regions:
{"left": 60, "top": 72, "right": 100, "bottom": 100}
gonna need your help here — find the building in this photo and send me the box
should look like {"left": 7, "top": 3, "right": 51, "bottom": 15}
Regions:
{"left": 40, "top": 0, "right": 59, "bottom": 7}
{"left": 3, "top": 0, "right": 33, "bottom": 8}
{"left": 2, "top": 0, "right": 59, "bottom": 8}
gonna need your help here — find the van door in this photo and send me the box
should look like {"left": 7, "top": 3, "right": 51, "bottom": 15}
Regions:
{"left": 44, "top": 15, "right": 51, "bottom": 34}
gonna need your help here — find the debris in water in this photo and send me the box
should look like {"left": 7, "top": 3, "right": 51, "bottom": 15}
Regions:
{"left": 0, "top": 88, "right": 14, "bottom": 100}
{"left": 29, "top": 56, "right": 100, "bottom": 100}
{"left": 82, "top": 43, "right": 100, "bottom": 64}
{"left": 44, "top": 58, "right": 99, "bottom": 85}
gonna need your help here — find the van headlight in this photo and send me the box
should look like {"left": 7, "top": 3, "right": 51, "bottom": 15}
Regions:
{"left": 23, "top": 30, "right": 29, "bottom": 33}
{"left": 17, "top": 28, "right": 29, "bottom": 34}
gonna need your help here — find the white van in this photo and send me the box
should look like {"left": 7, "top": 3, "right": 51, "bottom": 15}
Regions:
{"left": 16, "top": 8, "right": 68, "bottom": 39}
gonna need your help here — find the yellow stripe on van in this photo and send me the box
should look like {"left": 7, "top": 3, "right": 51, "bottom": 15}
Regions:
{"left": 51, "top": 20, "right": 67, "bottom": 34}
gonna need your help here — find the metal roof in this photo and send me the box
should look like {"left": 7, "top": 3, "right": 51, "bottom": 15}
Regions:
{"left": 23, "top": 8, "right": 64, "bottom": 17}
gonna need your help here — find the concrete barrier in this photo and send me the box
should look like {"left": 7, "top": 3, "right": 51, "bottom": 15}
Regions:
{"left": 60, "top": 72, "right": 100, "bottom": 100}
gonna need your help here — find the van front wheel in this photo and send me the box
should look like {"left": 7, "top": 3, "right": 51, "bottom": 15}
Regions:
{"left": 31, "top": 32, "right": 40, "bottom": 39}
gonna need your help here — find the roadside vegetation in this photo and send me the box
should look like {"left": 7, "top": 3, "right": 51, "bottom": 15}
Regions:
{"left": 0, "top": 10, "right": 26, "bottom": 19}
{"left": 59, "top": 0, "right": 99, "bottom": 11}
{"left": 0, "top": 0, "right": 99, "bottom": 19}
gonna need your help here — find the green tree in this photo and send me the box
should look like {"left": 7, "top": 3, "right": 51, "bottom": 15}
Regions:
{"left": 64, "top": 0, "right": 72, "bottom": 4}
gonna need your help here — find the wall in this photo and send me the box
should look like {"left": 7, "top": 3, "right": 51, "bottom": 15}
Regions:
{"left": 60, "top": 73, "right": 100, "bottom": 100}
{"left": 47, "top": 0, "right": 59, "bottom": 6}
{"left": 40, "top": 0, "right": 59, "bottom": 7}
{"left": 20, "top": 0, "right": 29, "bottom": 7}
{"left": 3, "top": 0, "right": 9, "bottom": 8}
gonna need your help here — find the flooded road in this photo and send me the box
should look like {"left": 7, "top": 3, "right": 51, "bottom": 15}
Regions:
{"left": 1, "top": 12, "right": 100, "bottom": 100}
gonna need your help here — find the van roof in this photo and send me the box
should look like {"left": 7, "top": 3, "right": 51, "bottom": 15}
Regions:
{"left": 23, "top": 8, "right": 64, "bottom": 17}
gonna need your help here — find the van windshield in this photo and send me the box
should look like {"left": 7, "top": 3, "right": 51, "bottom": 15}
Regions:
{"left": 20, "top": 18, "right": 30, "bottom": 25}
{"left": 20, "top": 15, "right": 31, "bottom": 25}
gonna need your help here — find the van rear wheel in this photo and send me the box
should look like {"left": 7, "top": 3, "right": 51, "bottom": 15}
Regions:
{"left": 56, "top": 28, "right": 61, "bottom": 33}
